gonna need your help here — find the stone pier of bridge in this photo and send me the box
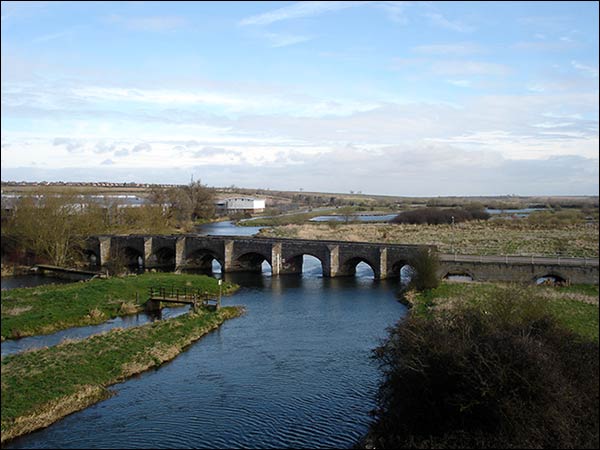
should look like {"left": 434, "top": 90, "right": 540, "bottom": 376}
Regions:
{"left": 85, "top": 234, "right": 599, "bottom": 284}
{"left": 86, "top": 235, "right": 430, "bottom": 280}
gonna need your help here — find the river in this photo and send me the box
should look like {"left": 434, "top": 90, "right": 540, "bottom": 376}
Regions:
{"left": 3, "top": 221, "right": 407, "bottom": 449}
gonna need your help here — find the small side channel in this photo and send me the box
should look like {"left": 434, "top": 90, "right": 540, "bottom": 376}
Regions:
{"left": 1, "top": 305, "right": 191, "bottom": 357}
{"left": 1, "top": 274, "right": 192, "bottom": 357}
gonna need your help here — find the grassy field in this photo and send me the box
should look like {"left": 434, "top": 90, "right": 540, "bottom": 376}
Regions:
{"left": 259, "top": 221, "right": 599, "bottom": 257}
{"left": 1, "top": 273, "right": 237, "bottom": 340}
{"left": 410, "top": 281, "right": 599, "bottom": 342}
{"left": 1, "top": 306, "right": 244, "bottom": 443}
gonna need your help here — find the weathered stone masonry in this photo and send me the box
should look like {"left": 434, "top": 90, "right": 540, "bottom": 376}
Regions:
{"left": 85, "top": 235, "right": 599, "bottom": 284}
{"left": 86, "top": 235, "right": 431, "bottom": 280}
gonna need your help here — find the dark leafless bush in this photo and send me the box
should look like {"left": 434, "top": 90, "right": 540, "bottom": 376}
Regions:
{"left": 391, "top": 206, "right": 490, "bottom": 225}
{"left": 367, "top": 291, "right": 599, "bottom": 449}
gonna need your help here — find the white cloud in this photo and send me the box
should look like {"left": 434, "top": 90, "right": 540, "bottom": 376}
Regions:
{"left": 377, "top": 1, "right": 407, "bottom": 24}
{"left": 239, "top": 1, "right": 370, "bottom": 26}
{"left": 412, "top": 42, "right": 483, "bottom": 56}
{"left": 53, "top": 137, "right": 85, "bottom": 153}
{"left": 262, "top": 32, "right": 314, "bottom": 48}
{"left": 106, "top": 14, "right": 188, "bottom": 32}
{"left": 132, "top": 143, "right": 152, "bottom": 153}
{"left": 425, "top": 12, "right": 475, "bottom": 33}
{"left": 571, "top": 60, "right": 599, "bottom": 78}
{"left": 32, "top": 29, "right": 74, "bottom": 43}
{"left": 447, "top": 79, "right": 472, "bottom": 88}
{"left": 431, "top": 60, "right": 511, "bottom": 76}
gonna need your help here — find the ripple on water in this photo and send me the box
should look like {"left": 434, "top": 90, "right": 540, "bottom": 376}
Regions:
{"left": 5, "top": 273, "right": 406, "bottom": 449}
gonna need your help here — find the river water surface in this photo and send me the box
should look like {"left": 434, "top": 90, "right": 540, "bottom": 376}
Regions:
{"left": 3, "top": 222, "right": 407, "bottom": 449}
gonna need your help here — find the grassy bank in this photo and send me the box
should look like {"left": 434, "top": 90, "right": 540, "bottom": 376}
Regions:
{"left": 411, "top": 281, "right": 599, "bottom": 342}
{"left": 1, "top": 306, "right": 244, "bottom": 443}
{"left": 259, "top": 221, "right": 599, "bottom": 257}
{"left": 1, "top": 273, "right": 237, "bottom": 340}
{"left": 366, "top": 281, "right": 599, "bottom": 448}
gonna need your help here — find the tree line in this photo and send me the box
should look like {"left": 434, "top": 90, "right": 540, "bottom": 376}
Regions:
{"left": 1, "top": 182, "right": 214, "bottom": 268}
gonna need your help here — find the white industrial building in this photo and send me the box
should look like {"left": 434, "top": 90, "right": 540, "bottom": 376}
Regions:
{"left": 215, "top": 197, "right": 266, "bottom": 214}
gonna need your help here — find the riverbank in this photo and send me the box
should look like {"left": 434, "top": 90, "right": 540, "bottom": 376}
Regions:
{"left": 362, "top": 281, "right": 599, "bottom": 448}
{"left": 258, "top": 222, "right": 599, "bottom": 257}
{"left": 1, "top": 272, "right": 237, "bottom": 340}
{"left": 0, "top": 265, "right": 31, "bottom": 278}
{"left": 409, "top": 281, "right": 599, "bottom": 341}
{"left": 1, "top": 305, "right": 244, "bottom": 444}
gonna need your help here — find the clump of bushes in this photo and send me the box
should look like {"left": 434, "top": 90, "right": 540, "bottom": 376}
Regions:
{"left": 392, "top": 204, "right": 490, "bottom": 225}
{"left": 367, "top": 288, "right": 599, "bottom": 449}
{"left": 407, "top": 249, "right": 439, "bottom": 292}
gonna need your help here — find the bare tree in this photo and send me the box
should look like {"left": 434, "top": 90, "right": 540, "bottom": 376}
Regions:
{"left": 5, "top": 191, "right": 104, "bottom": 266}
{"left": 150, "top": 180, "right": 215, "bottom": 227}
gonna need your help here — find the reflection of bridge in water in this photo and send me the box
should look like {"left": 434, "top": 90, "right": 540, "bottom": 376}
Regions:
{"left": 85, "top": 235, "right": 599, "bottom": 285}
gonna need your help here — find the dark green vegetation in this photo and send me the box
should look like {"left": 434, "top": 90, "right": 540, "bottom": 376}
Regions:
{"left": 406, "top": 249, "right": 440, "bottom": 292}
{"left": 366, "top": 282, "right": 599, "bottom": 449}
{"left": 1, "top": 306, "right": 244, "bottom": 443}
{"left": 1, "top": 273, "right": 237, "bottom": 340}
{"left": 391, "top": 205, "right": 490, "bottom": 225}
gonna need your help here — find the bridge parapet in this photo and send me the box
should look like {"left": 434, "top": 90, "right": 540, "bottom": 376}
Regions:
{"left": 439, "top": 255, "right": 599, "bottom": 285}
{"left": 85, "top": 234, "right": 598, "bottom": 284}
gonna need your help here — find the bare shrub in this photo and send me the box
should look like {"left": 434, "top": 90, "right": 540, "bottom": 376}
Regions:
{"left": 392, "top": 206, "right": 490, "bottom": 225}
{"left": 368, "top": 290, "right": 599, "bottom": 449}
{"left": 408, "top": 249, "right": 440, "bottom": 292}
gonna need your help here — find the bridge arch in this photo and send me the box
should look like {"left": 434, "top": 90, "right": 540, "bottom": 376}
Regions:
{"left": 186, "top": 248, "right": 224, "bottom": 273}
{"left": 150, "top": 246, "right": 176, "bottom": 271}
{"left": 82, "top": 248, "right": 99, "bottom": 270}
{"left": 118, "top": 246, "right": 144, "bottom": 272}
{"left": 534, "top": 272, "right": 568, "bottom": 285}
{"left": 283, "top": 252, "right": 327, "bottom": 277}
{"left": 443, "top": 271, "right": 475, "bottom": 282}
{"left": 340, "top": 256, "right": 378, "bottom": 279}
{"left": 234, "top": 251, "right": 272, "bottom": 273}
{"left": 388, "top": 260, "right": 418, "bottom": 285}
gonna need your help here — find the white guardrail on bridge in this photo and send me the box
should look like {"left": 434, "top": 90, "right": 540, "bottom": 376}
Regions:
{"left": 439, "top": 254, "right": 599, "bottom": 267}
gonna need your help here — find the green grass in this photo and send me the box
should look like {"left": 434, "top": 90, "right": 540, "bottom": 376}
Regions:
{"left": 1, "top": 273, "right": 237, "bottom": 340}
{"left": 411, "top": 282, "right": 599, "bottom": 342}
{"left": 1, "top": 306, "right": 244, "bottom": 443}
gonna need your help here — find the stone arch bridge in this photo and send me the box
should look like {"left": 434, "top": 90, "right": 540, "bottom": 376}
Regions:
{"left": 86, "top": 234, "right": 433, "bottom": 279}
{"left": 85, "top": 234, "right": 599, "bottom": 284}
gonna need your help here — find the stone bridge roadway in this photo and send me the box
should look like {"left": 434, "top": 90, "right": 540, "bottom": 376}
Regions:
{"left": 85, "top": 234, "right": 599, "bottom": 284}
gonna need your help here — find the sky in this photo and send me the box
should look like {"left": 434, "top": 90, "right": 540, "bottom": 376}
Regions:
{"left": 1, "top": 1, "right": 598, "bottom": 196}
